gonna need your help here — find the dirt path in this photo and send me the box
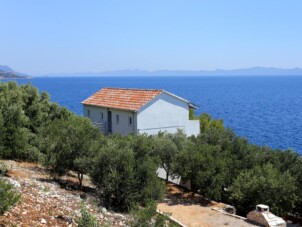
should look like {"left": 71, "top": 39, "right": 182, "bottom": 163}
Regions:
{"left": 157, "top": 183, "right": 258, "bottom": 227}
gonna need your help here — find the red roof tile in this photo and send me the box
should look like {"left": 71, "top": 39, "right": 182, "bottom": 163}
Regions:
{"left": 81, "top": 87, "right": 163, "bottom": 111}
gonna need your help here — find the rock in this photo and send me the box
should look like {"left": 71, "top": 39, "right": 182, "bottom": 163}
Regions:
{"left": 115, "top": 213, "right": 126, "bottom": 220}
{"left": 80, "top": 194, "right": 87, "bottom": 199}
{"left": 56, "top": 215, "right": 73, "bottom": 224}
{"left": 41, "top": 218, "right": 47, "bottom": 224}
{"left": 223, "top": 205, "right": 236, "bottom": 214}
{"left": 100, "top": 207, "right": 107, "bottom": 214}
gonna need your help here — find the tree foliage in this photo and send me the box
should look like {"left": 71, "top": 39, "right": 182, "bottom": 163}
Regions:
{"left": 0, "top": 82, "right": 70, "bottom": 161}
{"left": 40, "top": 115, "right": 102, "bottom": 187}
{"left": 152, "top": 135, "right": 178, "bottom": 183}
{"left": 176, "top": 142, "right": 226, "bottom": 200}
{"left": 229, "top": 164, "right": 298, "bottom": 216}
{"left": 90, "top": 136, "right": 165, "bottom": 212}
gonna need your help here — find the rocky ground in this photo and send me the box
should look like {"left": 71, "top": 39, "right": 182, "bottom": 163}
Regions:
{"left": 0, "top": 160, "right": 130, "bottom": 226}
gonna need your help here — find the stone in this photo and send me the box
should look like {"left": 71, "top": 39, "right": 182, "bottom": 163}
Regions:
{"left": 100, "top": 207, "right": 107, "bottom": 214}
{"left": 223, "top": 205, "right": 236, "bottom": 214}
{"left": 41, "top": 218, "right": 47, "bottom": 224}
{"left": 56, "top": 215, "right": 73, "bottom": 224}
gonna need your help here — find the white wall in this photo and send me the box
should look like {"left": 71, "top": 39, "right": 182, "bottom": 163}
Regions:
{"left": 83, "top": 105, "right": 136, "bottom": 135}
{"left": 137, "top": 93, "right": 198, "bottom": 136}
{"left": 111, "top": 109, "right": 136, "bottom": 135}
{"left": 185, "top": 120, "right": 200, "bottom": 136}
{"left": 83, "top": 105, "right": 107, "bottom": 123}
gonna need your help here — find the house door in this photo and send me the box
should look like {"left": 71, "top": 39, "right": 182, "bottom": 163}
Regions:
{"left": 107, "top": 111, "right": 112, "bottom": 133}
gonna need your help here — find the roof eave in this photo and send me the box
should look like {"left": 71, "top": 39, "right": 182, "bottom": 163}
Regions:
{"left": 82, "top": 103, "right": 137, "bottom": 112}
{"left": 189, "top": 103, "right": 199, "bottom": 109}
{"left": 163, "top": 91, "right": 199, "bottom": 109}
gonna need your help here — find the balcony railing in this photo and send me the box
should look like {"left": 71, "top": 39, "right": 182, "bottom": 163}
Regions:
{"left": 92, "top": 121, "right": 110, "bottom": 134}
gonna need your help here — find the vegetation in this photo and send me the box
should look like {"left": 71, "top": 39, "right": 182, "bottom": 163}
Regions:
{"left": 0, "top": 179, "right": 21, "bottom": 215}
{"left": 130, "top": 201, "right": 179, "bottom": 227}
{"left": 77, "top": 203, "right": 99, "bottom": 227}
{"left": 0, "top": 161, "right": 8, "bottom": 176}
{"left": 152, "top": 135, "right": 179, "bottom": 184}
{"left": 1, "top": 81, "right": 302, "bottom": 218}
{"left": 40, "top": 115, "right": 102, "bottom": 187}
{"left": 90, "top": 135, "right": 165, "bottom": 211}
{"left": 0, "top": 82, "right": 70, "bottom": 161}
{"left": 229, "top": 164, "right": 297, "bottom": 215}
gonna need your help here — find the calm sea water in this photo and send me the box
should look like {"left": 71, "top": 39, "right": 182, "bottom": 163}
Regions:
{"left": 4, "top": 76, "right": 302, "bottom": 154}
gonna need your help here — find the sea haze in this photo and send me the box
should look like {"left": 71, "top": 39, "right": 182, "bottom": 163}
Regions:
{"left": 6, "top": 76, "right": 302, "bottom": 154}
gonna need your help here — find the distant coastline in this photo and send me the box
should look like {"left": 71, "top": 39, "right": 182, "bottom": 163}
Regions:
{"left": 0, "top": 65, "right": 31, "bottom": 79}
{"left": 0, "top": 74, "right": 31, "bottom": 79}
{"left": 40, "top": 67, "right": 302, "bottom": 77}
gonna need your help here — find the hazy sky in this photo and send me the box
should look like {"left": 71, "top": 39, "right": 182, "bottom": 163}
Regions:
{"left": 1, "top": 0, "right": 302, "bottom": 75}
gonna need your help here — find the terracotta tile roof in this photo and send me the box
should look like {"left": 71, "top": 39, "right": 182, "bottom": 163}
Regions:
{"left": 81, "top": 87, "right": 163, "bottom": 111}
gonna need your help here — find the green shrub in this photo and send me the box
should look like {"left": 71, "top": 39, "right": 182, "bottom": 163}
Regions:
{"left": 130, "top": 201, "right": 179, "bottom": 227}
{"left": 0, "top": 161, "right": 8, "bottom": 176}
{"left": 0, "top": 179, "right": 21, "bottom": 215}
{"left": 130, "top": 201, "right": 157, "bottom": 227}
{"left": 77, "top": 203, "right": 99, "bottom": 227}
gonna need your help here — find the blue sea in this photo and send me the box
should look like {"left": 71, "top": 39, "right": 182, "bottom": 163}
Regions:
{"left": 4, "top": 76, "right": 302, "bottom": 154}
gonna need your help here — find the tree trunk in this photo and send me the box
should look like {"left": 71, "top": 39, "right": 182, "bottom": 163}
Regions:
{"left": 191, "top": 181, "right": 198, "bottom": 197}
{"left": 166, "top": 170, "right": 169, "bottom": 184}
{"left": 78, "top": 172, "right": 83, "bottom": 189}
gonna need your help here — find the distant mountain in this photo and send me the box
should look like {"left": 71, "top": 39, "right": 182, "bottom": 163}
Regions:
{"left": 0, "top": 65, "right": 30, "bottom": 79}
{"left": 41, "top": 67, "right": 302, "bottom": 77}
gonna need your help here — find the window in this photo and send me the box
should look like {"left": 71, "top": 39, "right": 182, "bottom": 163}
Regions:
{"left": 87, "top": 109, "right": 90, "bottom": 118}
{"left": 116, "top": 114, "right": 119, "bottom": 124}
{"left": 101, "top": 112, "right": 103, "bottom": 120}
{"left": 129, "top": 117, "right": 132, "bottom": 126}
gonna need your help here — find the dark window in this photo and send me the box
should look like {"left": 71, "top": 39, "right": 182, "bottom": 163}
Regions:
{"left": 87, "top": 109, "right": 90, "bottom": 118}
{"left": 101, "top": 112, "right": 103, "bottom": 120}
{"left": 129, "top": 117, "right": 132, "bottom": 126}
{"left": 116, "top": 114, "right": 119, "bottom": 124}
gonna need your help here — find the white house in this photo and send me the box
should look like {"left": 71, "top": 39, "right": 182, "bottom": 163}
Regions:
{"left": 81, "top": 87, "right": 200, "bottom": 136}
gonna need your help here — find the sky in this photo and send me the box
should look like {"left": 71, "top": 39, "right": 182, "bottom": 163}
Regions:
{"left": 0, "top": 0, "right": 302, "bottom": 75}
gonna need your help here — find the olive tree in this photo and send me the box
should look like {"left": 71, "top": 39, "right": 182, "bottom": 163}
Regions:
{"left": 41, "top": 115, "right": 101, "bottom": 187}
{"left": 152, "top": 135, "right": 179, "bottom": 184}
{"left": 229, "top": 163, "right": 298, "bottom": 216}
{"left": 90, "top": 137, "right": 164, "bottom": 212}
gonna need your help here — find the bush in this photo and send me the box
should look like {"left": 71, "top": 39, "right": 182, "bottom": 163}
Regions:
{"left": 130, "top": 201, "right": 179, "bottom": 227}
{"left": 0, "top": 179, "right": 21, "bottom": 215}
{"left": 77, "top": 203, "right": 99, "bottom": 227}
{"left": 0, "top": 161, "right": 8, "bottom": 176}
{"left": 130, "top": 201, "right": 157, "bottom": 227}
